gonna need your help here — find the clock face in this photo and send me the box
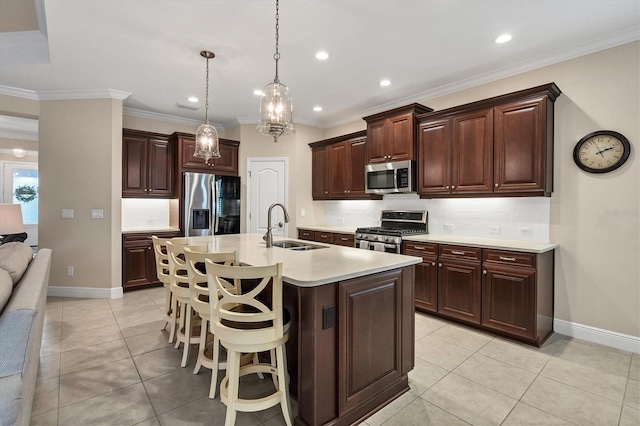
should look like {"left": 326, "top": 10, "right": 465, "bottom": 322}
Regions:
{"left": 573, "top": 131, "right": 631, "bottom": 173}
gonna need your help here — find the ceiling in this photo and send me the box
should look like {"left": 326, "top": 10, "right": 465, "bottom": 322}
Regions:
{"left": 0, "top": 0, "right": 639, "bottom": 131}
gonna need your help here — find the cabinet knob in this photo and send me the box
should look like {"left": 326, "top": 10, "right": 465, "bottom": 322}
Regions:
{"left": 438, "top": 263, "right": 442, "bottom": 267}
{"left": 149, "top": 189, "right": 153, "bottom": 192}
{"left": 344, "top": 190, "right": 347, "bottom": 193}
{"left": 495, "top": 183, "right": 499, "bottom": 188}
{"left": 451, "top": 185, "right": 456, "bottom": 189}
{"left": 483, "top": 269, "right": 487, "bottom": 274}
{"left": 325, "top": 191, "right": 328, "bottom": 194}
{"left": 144, "top": 188, "right": 148, "bottom": 192}
{"left": 445, "top": 186, "right": 449, "bottom": 189}
{"left": 431, "top": 261, "right": 436, "bottom": 266}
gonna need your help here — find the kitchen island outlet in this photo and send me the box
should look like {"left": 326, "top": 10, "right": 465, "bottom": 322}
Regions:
{"left": 186, "top": 233, "right": 421, "bottom": 426}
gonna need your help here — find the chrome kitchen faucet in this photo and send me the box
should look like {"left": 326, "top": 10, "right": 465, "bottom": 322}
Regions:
{"left": 263, "top": 203, "right": 290, "bottom": 247}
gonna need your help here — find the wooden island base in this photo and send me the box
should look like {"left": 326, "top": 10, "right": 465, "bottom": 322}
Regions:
{"left": 283, "top": 266, "right": 415, "bottom": 426}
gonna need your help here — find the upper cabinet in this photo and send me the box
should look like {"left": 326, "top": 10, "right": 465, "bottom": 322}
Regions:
{"left": 417, "top": 83, "right": 561, "bottom": 198}
{"left": 171, "top": 132, "right": 239, "bottom": 176}
{"left": 363, "top": 104, "right": 433, "bottom": 164}
{"left": 122, "top": 129, "right": 175, "bottom": 198}
{"left": 310, "top": 131, "right": 378, "bottom": 200}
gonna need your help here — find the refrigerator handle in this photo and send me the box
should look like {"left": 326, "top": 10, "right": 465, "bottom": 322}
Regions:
{"left": 213, "top": 177, "right": 219, "bottom": 234}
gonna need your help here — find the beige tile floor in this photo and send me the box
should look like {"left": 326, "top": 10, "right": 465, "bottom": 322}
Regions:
{"left": 31, "top": 287, "right": 639, "bottom": 426}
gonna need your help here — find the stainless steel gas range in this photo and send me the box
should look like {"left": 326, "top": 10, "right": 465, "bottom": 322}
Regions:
{"left": 355, "top": 210, "right": 428, "bottom": 254}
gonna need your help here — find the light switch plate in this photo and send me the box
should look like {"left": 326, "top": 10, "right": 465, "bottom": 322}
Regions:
{"left": 91, "top": 209, "right": 104, "bottom": 219}
{"left": 62, "top": 209, "right": 74, "bottom": 219}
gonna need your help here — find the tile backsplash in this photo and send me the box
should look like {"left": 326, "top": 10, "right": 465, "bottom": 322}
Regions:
{"left": 323, "top": 194, "right": 550, "bottom": 243}
{"left": 121, "top": 198, "right": 175, "bottom": 229}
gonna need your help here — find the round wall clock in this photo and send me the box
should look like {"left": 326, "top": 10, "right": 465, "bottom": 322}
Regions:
{"left": 573, "top": 130, "right": 631, "bottom": 173}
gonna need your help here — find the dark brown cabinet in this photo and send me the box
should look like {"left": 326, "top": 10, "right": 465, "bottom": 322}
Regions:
{"left": 171, "top": 132, "right": 239, "bottom": 176}
{"left": 417, "top": 83, "right": 560, "bottom": 198}
{"left": 437, "top": 245, "right": 482, "bottom": 324}
{"left": 310, "top": 131, "right": 376, "bottom": 200}
{"left": 404, "top": 242, "right": 438, "bottom": 313}
{"left": 122, "top": 130, "right": 174, "bottom": 198}
{"left": 405, "top": 239, "right": 555, "bottom": 346}
{"left": 482, "top": 249, "right": 554, "bottom": 345}
{"left": 122, "top": 231, "right": 180, "bottom": 290}
{"left": 363, "top": 104, "right": 432, "bottom": 164}
{"left": 332, "top": 232, "right": 355, "bottom": 247}
{"left": 297, "top": 229, "right": 355, "bottom": 248}
{"left": 298, "top": 229, "right": 315, "bottom": 241}
{"left": 314, "top": 232, "right": 334, "bottom": 244}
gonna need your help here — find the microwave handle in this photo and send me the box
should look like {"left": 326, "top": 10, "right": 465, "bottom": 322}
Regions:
{"left": 393, "top": 168, "right": 398, "bottom": 188}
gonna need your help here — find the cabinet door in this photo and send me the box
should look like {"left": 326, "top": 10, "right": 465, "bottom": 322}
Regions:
{"left": 482, "top": 264, "right": 536, "bottom": 339}
{"left": 494, "top": 97, "right": 548, "bottom": 193}
{"left": 415, "top": 255, "right": 438, "bottom": 312}
{"left": 122, "top": 240, "right": 154, "bottom": 288}
{"left": 438, "top": 259, "right": 481, "bottom": 324}
{"left": 298, "top": 229, "right": 315, "bottom": 241}
{"left": 328, "top": 142, "right": 348, "bottom": 197}
{"left": 451, "top": 108, "right": 493, "bottom": 194}
{"left": 122, "top": 135, "right": 148, "bottom": 196}
{"left": 347, "top": 137, "right": 367, "bottom": 196}
{"left": 366, "top": 119, "right": 387, "bottom": 163}
{"left": 338, "top": 269, "right": 405, "bottom": 415}
{"left": 147, "top": 138, "right": 174, "bottom": 197}
{"left": 417, "top": 119, "right": 451, "bottom": 194}
{"left": 314, "top": 232, "right": 334, "bottom": 244}
{"left": 180, "top": 137, "right": 239, "bottom": 175}
{"left": 388, "top": 113, "right": 414, "bottom": 161}
{"left": 311, "top": 146, "right": 329, "bottom": 199}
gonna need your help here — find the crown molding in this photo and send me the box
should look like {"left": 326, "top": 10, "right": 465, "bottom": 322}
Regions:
{"left": 123, "top": 107, "right": 224, "bottom": 129}
{"left": 0, "top": 85, "right": 39, "bottom": 100}
{"left": 38, "top": 89, "right": 131, "bottom": 100}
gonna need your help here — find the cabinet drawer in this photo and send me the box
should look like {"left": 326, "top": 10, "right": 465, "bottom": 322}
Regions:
{"left": 404, "top": 242, "right": 437, "bottom": 256}
{"left": 439, "top": 245, "right": 480, "bottom": 262}
{"left": 483, "top": 250, "right": 535, "bottom": 268}
{"left": 123, "top": 231, "right": 181, "bottom": 245}
{"left": 315, "top": 232, "right": 334, "bottom": 244}
{"left": 333, "top": 233, "right": 354, "bottom": 247}
{"left": 298, "top": 229, "right": 315, "bottom": 241}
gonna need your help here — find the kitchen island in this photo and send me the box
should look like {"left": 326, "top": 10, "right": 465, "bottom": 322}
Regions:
{"left": 187, "top": 233, "right": 421, "bottom": 426}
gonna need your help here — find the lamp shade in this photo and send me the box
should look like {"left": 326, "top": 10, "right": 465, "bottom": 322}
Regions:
{"left": 0, "top": 204, "right": 25, "bottom": 234}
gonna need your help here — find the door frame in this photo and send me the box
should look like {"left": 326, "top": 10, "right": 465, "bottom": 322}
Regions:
{"left": 246, "top": 157, "right": 289, "bottom": 237}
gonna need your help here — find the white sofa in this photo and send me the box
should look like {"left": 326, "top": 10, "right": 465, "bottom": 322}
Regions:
{"left": 0, "top": 243, "right": 52, "bottom": 426}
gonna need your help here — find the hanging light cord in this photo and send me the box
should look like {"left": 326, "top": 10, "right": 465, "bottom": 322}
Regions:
{"left": 204, "top": 55, "right": 210, "bottom": 124}
{"left": 273, "top": 0, "right": 280, "bottom": 83}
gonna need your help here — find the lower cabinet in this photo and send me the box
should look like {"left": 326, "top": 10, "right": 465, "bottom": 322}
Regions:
{"left": 405, "top": 241, "right": 554, "bottom": 346}
{"left": 297, "top": 229, "right": 355, "bottom": 248}
{"left": 122, "top": 231, "right": 180, "bottom": 290}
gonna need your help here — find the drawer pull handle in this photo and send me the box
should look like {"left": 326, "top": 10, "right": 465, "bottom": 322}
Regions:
{"left": 499, "top": 256, "right": 516, "bottom": 261}
{"left": 413, "top": 245, "right": 426, "bottom": 250}
{"left": 340, "top": 237, "right": 348, "bottom": 241}
{"left": 451, "top": 250, "right": 466, "bottom": 255}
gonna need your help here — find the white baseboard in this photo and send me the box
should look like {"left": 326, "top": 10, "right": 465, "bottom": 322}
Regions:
{"left": 554, "top": 319, "right": 640, "bottom": 354}
{"left": 47, "top": 285, "right": 123, "bottom": 299}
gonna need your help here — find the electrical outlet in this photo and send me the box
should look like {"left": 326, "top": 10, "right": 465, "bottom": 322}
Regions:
{"left": 444, "top": 223, "right": 454, "bottom": 232}
{"left": 67, "top": 266, "right": 74, "bottom": 276}
{"left": 518, "top": 227, "right": 532, "bottom": 236}
{"left": 300, "top": 208, "right": 306, "bottom": 217}
{"left": 489, "top": 226, "right": 501, "bottom": 235}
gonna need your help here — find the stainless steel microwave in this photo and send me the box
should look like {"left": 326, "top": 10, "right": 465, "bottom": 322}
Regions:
{"left": 365, "top": 160, "right": 415, "bottom": 194}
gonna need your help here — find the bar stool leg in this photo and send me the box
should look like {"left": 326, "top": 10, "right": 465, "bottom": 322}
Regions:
{"left": 181, "top": 304, "right": 193, "bottom": 367}
{"left": 175, "top": 302, "right": 186, "bottom": 349}
{"left": 194, "top": 317, "right": 208, "bottom": 374}
{"left": 209, "top": 335, "right": 222, "bottom": 399}
{"left": 168, "top": 296, "right": 178, "bottom": 343}
{"left": 276, "top": 345, "right": 293, "bottom": 426}
{"left": 225, "top": 350, "right": 241, "bottom": 426}
{"left": 162, "top": 287, "right": 171, "bottom": 331}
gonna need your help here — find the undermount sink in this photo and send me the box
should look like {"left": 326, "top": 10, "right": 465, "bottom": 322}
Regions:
{"left": 271, "top": 240, "right": 327, "bottom": 250}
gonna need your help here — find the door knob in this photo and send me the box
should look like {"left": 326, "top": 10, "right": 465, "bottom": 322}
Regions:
{"left": 278, "top": 222, "right": 284, "bottom": 228}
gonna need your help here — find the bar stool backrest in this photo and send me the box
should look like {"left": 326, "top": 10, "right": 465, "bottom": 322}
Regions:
{"left": 151, "top": 236, "right": 188, "bottom": 286}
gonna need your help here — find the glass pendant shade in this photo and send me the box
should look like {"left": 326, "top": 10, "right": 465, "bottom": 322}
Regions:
{"left": 195, "top": 122, "right": 220, "bottom": 162}
{"left": 257, "top": 80, "right": 294, "bottom": 142}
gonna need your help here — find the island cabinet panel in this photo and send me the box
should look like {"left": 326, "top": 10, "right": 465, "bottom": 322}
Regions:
{"left": 122, "top": 130, "right": 174, "bottom": 198}
{"left": 404, "top": 241, "right": 438, "bottom": 312}
{"left": 363, "top": 104, "right": 433, "bottom": 164}
{"left": 122, "top": 231, "right": 180, "bottom": 290}
{"left": 437, "top": 245, "right": 482, "bottom": 324}
{"left": 416, "top": 83, "right": 560, "bottom": 198}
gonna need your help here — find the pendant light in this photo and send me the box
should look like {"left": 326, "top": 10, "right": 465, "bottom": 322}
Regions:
{"left": 194, "top": 50, "right": 221, "bottom": 163}
{"left": 257, "top": 0, "right": 294, "bottom": 142}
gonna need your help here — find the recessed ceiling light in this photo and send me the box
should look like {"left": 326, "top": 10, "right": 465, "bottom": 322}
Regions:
{"left": 495, "top": 34, "right": 512, "bottom": 44}
{"left": 253, "top": 89, "right": 264, "bottom": 96}
{"left": 313, "top": 106, "right": 323, "bottom": 112}
{"left": 187, "top": 96, "right": 199, "bottom": 103}
{"left": 379, "top": 79, "right": 391, "bottom": 87}
{"left": 315, "top": 51, "right": 329, "bottom": 60}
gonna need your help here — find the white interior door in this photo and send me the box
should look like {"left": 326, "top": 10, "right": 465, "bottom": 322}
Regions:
{"left": 2, "top": 161, "right": 38, "bottom": 246}
{"left": 247, "top": 158, "right": 288, "bottom": 237}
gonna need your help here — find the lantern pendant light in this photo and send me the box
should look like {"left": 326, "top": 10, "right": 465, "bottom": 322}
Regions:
{"left": 257, "top": 0, "right": 294, "bottom": 142}
{"left": 194, "top": 50, "right": 221, "bottom": 163}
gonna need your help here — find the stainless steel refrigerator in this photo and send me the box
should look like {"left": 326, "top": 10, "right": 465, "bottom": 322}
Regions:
{"left": 183, "top": 172, "right": 241, "bottom": 236}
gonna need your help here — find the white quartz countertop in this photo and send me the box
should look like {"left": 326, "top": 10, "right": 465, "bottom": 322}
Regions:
{"left": 186, "top": 233, "right": 421, "bottom": 287}
{"left": 297, "top": 225, "right": 357, "bottom": 234}
{"left": 403, "top": 234, "right": 558, "bottom": 253}
{"left": 122, "top": 227, "right": 181, "bottom": 234}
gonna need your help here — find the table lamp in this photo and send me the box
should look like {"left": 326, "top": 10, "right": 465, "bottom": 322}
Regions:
{"left": 0, "top": 204, "right": 25, "bottom": 243}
